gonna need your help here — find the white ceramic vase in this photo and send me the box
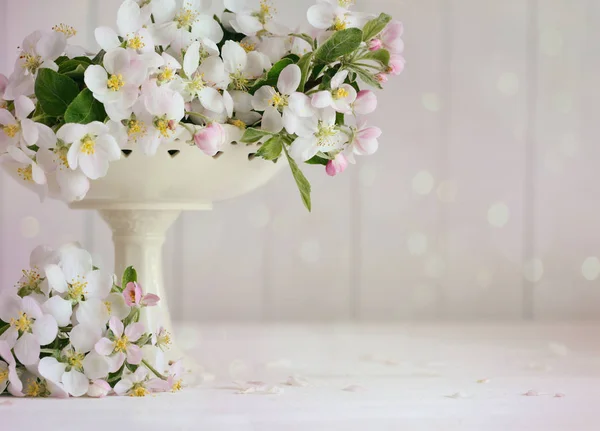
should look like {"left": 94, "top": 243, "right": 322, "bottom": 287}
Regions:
{"left": 7, "top": 140, "right": 285, "bottom": 364}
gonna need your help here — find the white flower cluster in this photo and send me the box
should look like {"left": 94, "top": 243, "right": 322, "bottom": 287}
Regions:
{"left": 0, "top": 243, "right": 184, "bottom": 398}
{"left": 0, "top": 0, "right": 404, "bottom": 210}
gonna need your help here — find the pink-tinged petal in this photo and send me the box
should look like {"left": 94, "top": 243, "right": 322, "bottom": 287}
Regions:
{"left": 87, "top": 379, "right": 111, "bottom": 398}
{"left": 126, "top": 345, "right": 143, "bottom": 365}
{"left": 14, "top": 333, "right": 40, "bottom": 366}
{"left": 368, "top": 38, "right": 383, "bottom": 51}
{"left": 94, "top": 337, "right": 115, "bottom": 356}
{"left": 124, "top": 322, "right": 145, "bottom": 342}
{"left": 194, "top": 122, "right": 225, "bottom": 156}
{"left": 21, "top": 296, "right": 43, "bottom": 320}
{"left": 354, "top": 137, "right": 379, "bottom": 156}
{"left": 357, "top": 126, "right": 382, "bottom": 141}
{"left": 108, "top": 352, "right": 126, "bottom": 373}
{"left": 123, "top": 282, "right": 138, "bottom": 306}
{"left": 32, "top": 314, "right": 58, "bottom": 346}
{"left": 141, "top": 294, "right": 160, "bottom": 307}
{"left": 389, "top": 55, "right": 405, "bottom": 75}
{"left": 109, "top": 316, "right": 124, "bottom": 337}
{"left": 325, "top": 153, "right": 348, "bottom": 177}
{"left": 147, "top": 378, "right": 170, "bottom": 392}
{"left": 134, "top": 284, "right": 143, "bottom": 304}
{"left": 113, "top": 377, "right": 133, "bottom": 396}
{"left": 353, "top": 90, "right": 377, "bottom": 115}
{"left": 311, "top": 91, "right": 333, "bottom": 109}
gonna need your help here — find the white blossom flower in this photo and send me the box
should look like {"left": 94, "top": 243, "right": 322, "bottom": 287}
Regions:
{"left": 114, "top": 366, "right": 158, "bottom": 397}
{"left": 95, "top": 0, "right": 154, "bottom": 53}
{"left": 57, "top": 121, "right": 121, "bottom": 180}
{"left": 38, "top": 324, "right": 110, "bottom": 397}
{"left": 344, "top": 118, "right": 381, "bottom": 163}
{"left": 0, "top": 95, "right": 56, "bottom": 153}
{"left": 311, "top": 69, "right": 356, "bottom": 113}
{"left": 307, "top": 0, "right": 365, "bottom": 32}
{"left": 252, "top": 64, "right": 313, "bottom": 133}
{"left": 43, "top": 243, "right": 113, "bottom": 327}
{"left": 19, "top": 369, "right": 68, "bottom": 398}
{"left": 222, "top": 41, "right": 270, "bottom": 92}
{"left": 150, "top": 0, "right": 223, "bottom": 52}
{"left": 36, "top": 144, "right": 91, "bottom": 202}
{"left": 154, "top": 52, "right": 182, "bottom": 86}
{"left": 224, "top": 0, "right": 288, "bottom": 36}
{"left": 0, "top": 295, "right": 58, "bottom": 366}
{"left": 4, "top": 31, "right": 66, "bottom": 100}
{"left": 95, "top": 316, "right": 146, "bottom": 372}
{"left": 84, "top": 48, "right": 149, "bottom": 121}
{"left": 288, "top": 107, "right": 347, "bottom": 162}
{"left": 0, "top": 340, "right": 23, "bottom": 397}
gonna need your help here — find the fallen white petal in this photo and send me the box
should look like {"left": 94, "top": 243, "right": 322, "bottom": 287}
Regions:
{"left": 477, "top": 378, "right": 491, "bottom": 384}
{"left": 285, "top": 375, "right": 309, "bottom": 387}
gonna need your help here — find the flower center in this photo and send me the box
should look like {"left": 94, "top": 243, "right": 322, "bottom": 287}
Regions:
{"left": 25, "top": 379, "right": 50, "bottom": 398}
{"left": 114, "top": 335, "right": 129, "bottom": 353}
{"left": 66, "top": 350, "right": 85, "bottom": 371}
{"left": 172, "top": 379, "right": 183, "bottom": 392}
{"left": 53, "top": 147, "right": 69, "bottom": 168}
{"left": 333, "top": 17, "right": 348, "bottom": 31}
{"left": 127, "top": 119, "right": 147, "bottom": 141}
{"left": 3, "top": 124, "right": 20, "bottom": 138}
{"left": 175, "top": 8, "right": 198, "bottom": 28}
{"left": 130, "top": 385, "right": 149, "bottom": 397}
{"left": 17, "top": 268, "right": 42, "bottom": 296}
{"left": 10, "top": 312, "right": 33, "bottom": 333}
{"left": 269, "top": 92, "right": 288, "bottom": 109}
{"left": 68, "top": 279, "right": 88, "bottom": 301}
{"left": 332, "top": 87, "right": 349, "bottom": 100}
{"left": 21, "top": 53, "right": 42, "bottom": 74}
{"left": 240, "top": 41, "right": 256, "bottom": 53}
{"left": 315, "top": 122, "right": 339, "bottom": 147}
{"left": 104, "top": 300, "right": 112, "bottom": 314}
{"left": 229, "top": 71, "right": 249, "bottom": 91}
{"left": 17, "top": 166, "right": 33, "bottom": 183}
{"left": 0, "top": 369, "right": 8, "bottom": 383}
{"left": 188, "top": 74, "right": 206, "bottom": 92}
{"left": 107, "top": 74, "right": 125, "bottom": 91}
{"left": 53, "top": 23, "right": 77, "bottom": 38}
{"left": 127, "top": 35, "right": 145, "bottom": 50}
{"left": 81, "top": 136, "right": 96, "bottom": 155}
{"left": 255, "top": 0, "right": 275, "bottom": 25}
{"left": 157, "top": 67, "right": 175, "bottom": 82}
{"left": 156, "top": 330, "right": 171, "bottom": 349}
{"left": 154, "top": 118, "right": 174, "bottom": 138}
{"left": 338, "top": 0, "right": 354, "bottom": 7}
{"left": 230, "top": 119, "right": 246, "bottom": 129}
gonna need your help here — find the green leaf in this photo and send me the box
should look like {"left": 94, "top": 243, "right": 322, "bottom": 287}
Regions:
{"left": 314, "top": 28, "right": 363, "bottom": 64}
{"left": 360, "top": 49, "right": 391, "bottom": 67}
{"left": 64, "top": 89, "right": 107, "bottom": 124}
{"left": 55, "top": 56, "right": 70, "bottom": 66}
{"left": 283, "top": 146, "right": 312, "bottom": 212}
{"left": 296, "top": 52, "right": 314, "bottom": 92}
{"left": 91, "top": 50, "right": 106, "bottom": 65}
{"left": 305, "top": 155, "right": 329, "bottom": 166}
{"left": 336, "top": 112, "right": 345, "bottom": 126}
{"left": 122, "top": 266, "right": 137, "bottom": 289}
{"left": 256, "top": 135, "right": 283, "bottom": 160}
{"left": 58, "top": 57, "right": 93, "bottom": 79}
{"left": 282, "top": 53, "right": 300, "bottom": 63}
{"left": 290, "top": 33, "right": 316, "bottom": 50}
{"left": 240, "top": 127, "right": 272, "bottom": 143}
{"left": 362, "top": 13, "right": 392, "bottom": 41}
{"left": 34, "top": 69, "right": 80, "bottom": 117}
{"left": 347, "top": 65, "right": 382, "bottom": 89}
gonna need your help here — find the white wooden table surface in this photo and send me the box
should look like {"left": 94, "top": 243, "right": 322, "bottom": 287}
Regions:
{"left": 2, "top": 323, "right": 599, "bottom": 431}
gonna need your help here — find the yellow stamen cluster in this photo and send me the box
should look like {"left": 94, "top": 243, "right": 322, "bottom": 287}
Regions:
{"left": 157, "top": 67, "right": 175, "bottom": 82}
{"left": 3, "top": 124, "right": 20, "bottom": 138}
{"left": 127, "top": 119, "right": 147, "bottom": 141}
{"left": 104, "top": 300, "right": 112, "bottom": 315}
{"left": 127, "top": 35, "right": 146, "bottom": 50}
{"left": 155, "top": 119, "right": 172, "bottom": 138}
{"left": 338, "top": 0, "right": 355, "bottom": 7}
{"left": 240, "top": 41, "right": 256, "bottom": 53}
{"left": 315, "top": 122, "right": 338, "bottom": 147}
{"left": 332, "top": 87, "right": 349, "bottom": 100}
{"left": 17, "top": 166, "right": 33, "bottom": 183}
{"left": 107, "top": 74, "right": 125, "bottom": 91}
{"left": 188, "top": 74, "right": 206, "bottom": 92}
{"left": 257, "top": 0, "right": 275, "bottom": 25}
{"left": 130, "top": 386, "right": 149, "bottom": 397}
{"left": 66, "top": 350, "right": 85, "bottom": 371}
{"left": 175, "top": 8, "right": 199, "bottom": 28}
{"left": 10, "top": 312, "right": 33, "bottom": 333}
{"left": 68, "top": 279, "right": 88, "bottom": 301}
{"left": 18, "top": 269, "right": 41, "bottom": 290}
{"left": 114, "top": 335, "right": 129, "bottom": 353}
{"left": 54, "top": 148, "right": 69, "bottom": 168}
{"left": 25, "top": 379, "right": 50, "bottom": 398}
{"left": 21, "top": 53, "right": 42, "bottom": 74}
{"left": 0, "top": 369, "right": 8, "bottom": 383}
{"left": 229, "top": 71, "right": 249, "bottom": 91}
{"left": 172, "top": 379, "right": 183, "bottom": 392}
{"left": 156, "top": 330, "right": 171, "bottom": 349}
{"left": 231, "top": 119, "right": 246, "bottom": 129}
{"left": 333, "top": 17, "right": 348, "bottom": 31}
{"left": 81, "top": 136, "right": 96, "bottom": 155}
{"left": 269, "top": 92, "right": 288, "bottom": 109}
{"left": 53, "top": 23, "right": 77, "bottom": 38}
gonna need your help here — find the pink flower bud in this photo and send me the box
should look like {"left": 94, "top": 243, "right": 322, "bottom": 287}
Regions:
{"left": 368, "top": 38, "right": 383, "bottom": 51}
{"left": 375, "top": 73, "right": 388, "bottom": 83}
{"left": 388, "top": 55, "right": 406, "bottom": 76}
{"left": 353, "top": 90, "right": 378, "bottom": 115}
{"left": 123, "top": 281, "right": 142, "bottom": 307}
{"left": 325, "top": 154, "right": 348, "bottom": 177}
{"left": 194, "top": 122, "right": 226, "bottom": 156}
{"left": 88, "top": 380, "right": 111, "bottom": 398}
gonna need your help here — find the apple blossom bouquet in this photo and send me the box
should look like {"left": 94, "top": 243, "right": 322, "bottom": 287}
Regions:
{"left": 0, "top": 0, "right": 404, "bottom": 210}
{"left": 0, "top": 243, "right": 184, "bottom": 398}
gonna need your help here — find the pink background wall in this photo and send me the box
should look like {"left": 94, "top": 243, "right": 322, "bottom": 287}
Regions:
{"left": 1, "top": 0, "right": 599, "bottom": 321}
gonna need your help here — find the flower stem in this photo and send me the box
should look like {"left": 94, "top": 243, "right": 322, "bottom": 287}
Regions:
{"left": 142, "top": 359, "right": 167, "bottom": 381}
{"left": 0, "top": 323, "right": 9, "bottom": 337}
{"left": 185, "top": 111, "right": 211, "bottom": 123}
{"left": 40, "top": 348, "right": 57, "bottom": 354}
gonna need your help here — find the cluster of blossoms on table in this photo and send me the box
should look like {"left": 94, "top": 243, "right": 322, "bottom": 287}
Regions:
{"left": 0, "top": 0, "right": 404, "bottom": 210}
{"left": 0, "top": 243, "right": 184, "bottom": 398}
